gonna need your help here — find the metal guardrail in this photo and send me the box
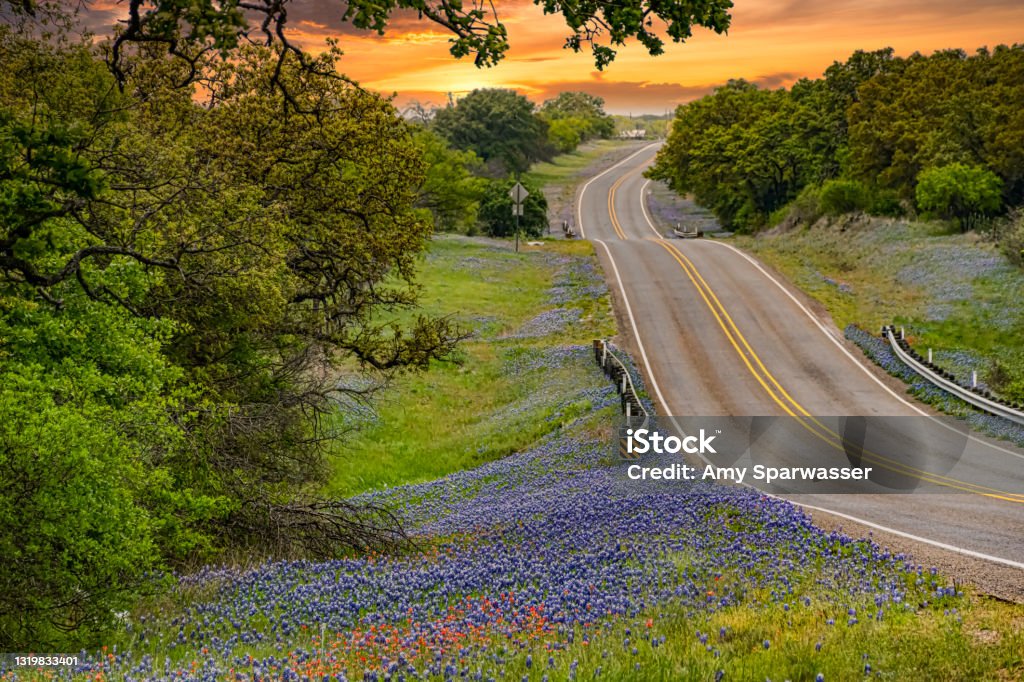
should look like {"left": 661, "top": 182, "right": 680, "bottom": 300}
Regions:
{"left": 593, "top": 339, "right": 649, "bottom": 428}
{"left": 883, "top": 325, "right": 1024, "bottom": 426}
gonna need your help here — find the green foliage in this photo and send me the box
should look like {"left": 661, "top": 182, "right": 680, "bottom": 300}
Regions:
{"left": 541, "top": 92, "right": 614, "bottom": 126}
{"left": 413, "top": 128, "right": 485, "bottom": 232}
{"left": 477, "top": 178, "right": 548, "bottom": 238}
{"left": 433, "top": 89, "right": 553, "bottom": 176}
{"left": 847, "top": 46, "right": 1024, "bottom": 207}
{"left": 652, "top": 44, "right": 1024, "bottom": 232}
{"left": 780, "top": 185, "right": 823, "bottom": 225}
{"left": 0, "top": 16, "right": 462, "bottom": 649}
{"left": 999, "top": 207, "right": 1024, "bottom": 267}
{"left": 915, "top": 163, "right": 1004, "bottom": 225}
{"left": 540, "top": 91, "right": 614, "bottom": 152}
{"left": 546, "top": 117, "right": 586, "bottom": 153}
{"left": 819, "top": 179, "right": 870, "bottom": 215}
{"left": 869, "top": 188, "right": 903, "bottom": 216}
{"left": 647, "top": 81, "right": 818, "bottom": 231}
{"left": 0, "top": 286, "right": 216, "bottom": 647}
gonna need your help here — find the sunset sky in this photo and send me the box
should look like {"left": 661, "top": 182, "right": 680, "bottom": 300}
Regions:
{"left": 87, "top": 0, "right": 1024, "bottom": 114}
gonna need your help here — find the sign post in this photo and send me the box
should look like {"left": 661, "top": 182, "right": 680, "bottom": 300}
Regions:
{"left": 509, "top": 180, "right": 529, "bottom": 252}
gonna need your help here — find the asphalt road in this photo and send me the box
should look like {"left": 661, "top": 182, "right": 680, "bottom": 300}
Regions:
{"left": 580, "top": 143, "right": 1024, "bottom": 575}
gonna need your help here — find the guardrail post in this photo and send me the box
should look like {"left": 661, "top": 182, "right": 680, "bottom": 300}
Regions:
{"left": 883, "top": 322, "right": 1024, "bottom": 425}
{"left": 594, "top": 339, "right": 651, "bottom": 430}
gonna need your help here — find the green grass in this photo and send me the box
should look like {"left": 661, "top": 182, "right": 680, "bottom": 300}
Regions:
{"left": 735, "top": 218, "right": 1024, "bottom": 399}
{"left": 524, "top": 139, "right": 639, "bottom": 190}
{"left": 113, "top": 557, "right": 1024, "bottom": 682}
{"left": 326, "top": 235, "right": 616, "bottom": 496}
{"left": 49, "top": 195, "right": 1024, "bottom": 682}
{"left": 324, "top": 140, "right": 646, "bottom": 497}
{"left": 484, "top": 589, "right": 1024, "bottom": 681}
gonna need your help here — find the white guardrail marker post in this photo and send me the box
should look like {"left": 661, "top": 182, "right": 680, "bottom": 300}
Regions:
{"left": 883, "top": 325, "right": 1024, "bottom": 426}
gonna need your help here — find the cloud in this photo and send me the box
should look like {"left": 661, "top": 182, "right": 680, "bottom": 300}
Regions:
{"left": 77, "top": 1, "right": 122, "bottom": 34}
{"left": 736, "top": 0, "right": 1024, "bottom": 29}
{"left": 383, "top": 71, "right": 806, "bottom": 115}
{"left": 534, "top": 71, "right": 804, "bottom": 109}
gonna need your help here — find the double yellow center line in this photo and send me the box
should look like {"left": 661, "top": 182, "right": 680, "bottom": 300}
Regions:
{"left": 601, "top": 173, "right": 1024, "bottom": 502}
{"left": 607, "top": 167, "right": 646, "bottom": 240}
{"left": 653, "top": 238, "right": 1024, "bottom": 502}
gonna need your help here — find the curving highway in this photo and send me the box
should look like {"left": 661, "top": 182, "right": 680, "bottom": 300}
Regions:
{"left": 580, "top": 143, "right": 1024, "bottom": 578}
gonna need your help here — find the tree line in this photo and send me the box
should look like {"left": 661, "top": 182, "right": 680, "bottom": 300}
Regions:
{"left": 648, "top": 45, "right": 1024, "bottom": 237}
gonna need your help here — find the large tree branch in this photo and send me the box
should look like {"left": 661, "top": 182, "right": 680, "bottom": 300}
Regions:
{"left": 0, "top": 243, "right": 178, "bottom": 288}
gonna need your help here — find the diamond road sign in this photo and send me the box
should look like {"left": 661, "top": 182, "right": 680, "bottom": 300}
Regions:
{"left": 509, "top": 182, "right": 529, "bottom": 204}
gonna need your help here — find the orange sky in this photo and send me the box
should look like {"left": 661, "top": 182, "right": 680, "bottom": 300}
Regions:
{"left": 87, "top": 0, "right": 1024, "bottom": 113}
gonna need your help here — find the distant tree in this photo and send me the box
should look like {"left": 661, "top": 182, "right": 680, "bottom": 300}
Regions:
{"left": 413, "top": 128, "right": 485, "bottom": 231}
{"left": 915, "top": 164, "right": 1003, "bottom": 227}
{"left": 477, "top": 178, "right": 548, "bottom": 238}
{"left": 433, "top": 89, "right": 552, "bottom": 176}
{"left": 547, "top": 117, "right": 587, "bottom": 153}
{"left": 540, "top": 91, "right": 615, "bottom": 143}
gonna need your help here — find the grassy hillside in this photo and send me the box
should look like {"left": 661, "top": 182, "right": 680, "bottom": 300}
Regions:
{"left": 327, "top": 235, "right": 616, "bottom": 496}
{"left": 524, "top": 139, "right": 639, "bottom": 188}
{"left": 736, "top": 218, "right": 1024, "bottom": 401}
{"left": 48, "top": 231, "right": 1024, "bottom": 682}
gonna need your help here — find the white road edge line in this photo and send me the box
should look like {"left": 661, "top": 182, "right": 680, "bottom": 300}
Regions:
{"left": 577, "top": 143, "right": 660, "bottom": 239}
{"left": 641, "top": 182, "right": 1024, "bottom": 463}
{"left": 593, "top": 239, "right": 671, "bottom": 415}
{"left": 782, "top": 499, "right": 1024, "bottom": 571}
{"left": 703, "top": 237, "right": 1024, "bottom": 462}
{"left": 595, "top": 192, "right": 1024, "bottom": 571}
{"left": 639, "top": 179, "right": 662, "bottom": 239}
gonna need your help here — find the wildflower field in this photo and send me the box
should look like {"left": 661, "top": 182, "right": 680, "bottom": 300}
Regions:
{"left": 8, "top": 236, "right": 1023, "bottom": 681}
{"left": 737, "top": 219, "right": 1024, "bottom": 402}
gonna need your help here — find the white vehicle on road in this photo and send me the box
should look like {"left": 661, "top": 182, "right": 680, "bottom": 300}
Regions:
{"left": 672, "top": 222, "right": 703, "bottom": 238}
